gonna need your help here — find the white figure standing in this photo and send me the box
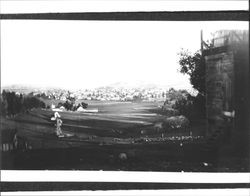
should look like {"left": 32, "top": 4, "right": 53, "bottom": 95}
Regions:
{"left": 51, "top": 112, "right": 63, "bottom": 137}
{"left": 55, "top": 117, "right": 63, "bottom": 136}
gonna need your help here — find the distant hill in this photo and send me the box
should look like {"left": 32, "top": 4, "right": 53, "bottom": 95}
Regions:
{"left": 1, "top": 85, "right": 34, "bottom": 94}
{"left": 1, "top": 85, "right": 66, "bottom": 94}
{"left": 100, "top": 81, "right": 170, "bottom": 90}
{"left": 2, "top": 82, "right": 193, "bottom": 94}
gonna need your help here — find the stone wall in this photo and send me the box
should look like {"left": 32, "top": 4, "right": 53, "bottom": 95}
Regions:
{"left": 204, "top": 30, "right": 249, "bottom": 151}
{"left": 205, "top": 46, "right": 234, "bottom": 136}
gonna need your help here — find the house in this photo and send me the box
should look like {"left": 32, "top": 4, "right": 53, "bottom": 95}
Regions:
{"left": 77, "top": 106, "right": 85, "bottom": 112}
{"left": 51, "top": 104, "right": 56, "bottom": 109}
{"left": 77, "top": 106, "right": 98, "bottom": 113}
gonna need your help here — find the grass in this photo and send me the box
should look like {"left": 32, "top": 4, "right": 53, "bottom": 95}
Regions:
{"left": 1, "top": 100, "right": 217, "bottom": 171}
{"left": 7, "top": 101, "right": 205, "bottom": 145}
{"left": 1, "top": 101, "right": 249, "bottom": 171}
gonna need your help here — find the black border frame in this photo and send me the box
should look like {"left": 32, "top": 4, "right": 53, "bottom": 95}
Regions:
{"left": 0, "top": 10, "right": 249, "bottom": 192}
{"left": 0, "top": 11, "right": 249, "bottom": 20}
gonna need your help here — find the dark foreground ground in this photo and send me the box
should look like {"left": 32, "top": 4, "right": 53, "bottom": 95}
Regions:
{"left": 2, "top": 142, "right": 249, "bottom": 172}
{"left": 1, "top": 101, "right": 249, "bottom": 171}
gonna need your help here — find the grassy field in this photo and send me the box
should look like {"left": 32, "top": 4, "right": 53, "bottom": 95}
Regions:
{"left": 1, "top": 101, "right": 249, "bottom": 172}
{"left": 1, "top": 100, "right": 216, "bottom": 171}
{"left": 4, "top": 100, "right": 205, "bottom": 147}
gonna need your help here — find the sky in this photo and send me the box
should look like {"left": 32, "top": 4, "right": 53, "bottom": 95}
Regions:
{"left": 1, "top": 20, "right": 248, "bottom": 90}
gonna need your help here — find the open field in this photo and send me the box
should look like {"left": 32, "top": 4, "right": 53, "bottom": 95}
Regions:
{"left": 2, "top": 101, "right": 205, "bottom": 147}
{"left": 5, "top": 100, "right": 246, "bottom": 171}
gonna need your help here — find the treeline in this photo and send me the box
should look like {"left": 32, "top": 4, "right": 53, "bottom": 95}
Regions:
{"left": 0, "top": 90, "right": 46, "bottom": 117}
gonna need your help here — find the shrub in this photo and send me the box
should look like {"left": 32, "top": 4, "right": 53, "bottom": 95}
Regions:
{"left": 162, "top": 115, "right": 190, "bottom": 130}
{"left": 173, "top": 94, "right": 205, "bottom": 121}
{"left": 81, "top": 102, "right": 88, "bottom": 109}
{"left": 161, "top": 106, "right": 180, "bottom": 116}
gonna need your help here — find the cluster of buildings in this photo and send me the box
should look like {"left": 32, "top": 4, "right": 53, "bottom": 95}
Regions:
{"left": 76, "top": 87, "right": 167, "bottom": 101}
{"left": 32, "top": 89, "right": 69, "bottom": 101}
{"left": 33, "top": 87, "right": 168, "bottom": 102}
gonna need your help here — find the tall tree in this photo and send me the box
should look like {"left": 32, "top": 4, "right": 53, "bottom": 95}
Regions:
{"left": 178, "top": 49, "right": 205, "bottom": 96}
{"left": 178, "top": 49, "right": 206, "bottom": 118}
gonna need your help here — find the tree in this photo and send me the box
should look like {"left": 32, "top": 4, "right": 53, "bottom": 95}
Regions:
{"left": 178, "top": 49, "right": 205, "bottom": 96}
{"left": 81, "top": 102, "right": 88, "bottom": 109}
{"left": 63, "top": 100, "right": 73, "bottom": 111}
{"left": 0, "top": 91, "right": 46, "bottom": 117}
{"left": 1, "top": 90, "right": 8, "bottom": 116}
{"left": 57, "top": 102, "right": 64, "bottom": 108}
{"left": 178, "top": 49, "right": 206, "bottom": 119}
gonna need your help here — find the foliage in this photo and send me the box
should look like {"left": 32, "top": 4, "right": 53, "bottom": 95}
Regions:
{"left": 81, "top": 102, "right": 88, "bottom": 109}
{"left": 56, "top": 91, "right": 76, "bottom": 111}
{"left": 57, "top": 100, "right": 88, "bottom": 111}
{"left": 57, "top": 102, "right": 64, "bottom": 108}
{"left": 177, "top": 49, "right": 206, "bottom": 119}
{"left": 161, "top": 107, "right": 180, "bottom": 117}
{"left": 167, "top": 88, "right": 189, "bottom": 101}
{"left": 0, "top": 93, "right": 8, "bottom": 116}
{"left": 63, "top": 100, "right": 74, "bottom": 111}
{"left": 133, "top": 93, "right": 143, "bottom": 102}
{"left": 0, "top": 90, "right": 46, "bottom": 117}
{"left": 172, "top": 94, "right": 193, "bottom": 119}
{"left": 161, "top": 87, "right": 206, "bottom": 121}
{"left": 173, "top": 93, "right": 206, "bottom": 120}
{"left": 178, "top": 50, "right": 205, "bottom": 96}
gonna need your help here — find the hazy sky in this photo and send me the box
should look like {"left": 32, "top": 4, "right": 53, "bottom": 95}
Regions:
{"left": 1, "top": 20, "right": 248, "bottom": 90}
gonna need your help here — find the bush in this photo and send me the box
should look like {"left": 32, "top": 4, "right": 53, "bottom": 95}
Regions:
{"left": 81, "top": 102, "right": 88, "bottom": 109}
{"left": 162, "top": 115, "right": 190, "bottom": 130}
{"left": 173, "top": 93, "right": 205, "bottom": 121}
{"left": 161, "top": 106, "right": 180, "bottom": 116}
{"left": 57, "top": 102, "right": 64, "bottom": 108}
{"left": 173, "top": 96, "right": 193, "bottom": 117}
{"left": 63, "top": 100, "right": 74, "bottom": 111}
